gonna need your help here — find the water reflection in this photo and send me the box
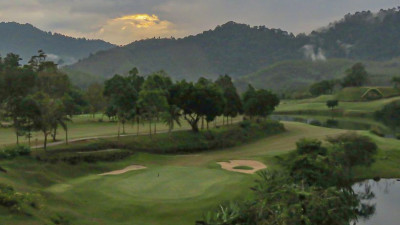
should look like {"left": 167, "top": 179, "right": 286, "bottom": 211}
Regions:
{"left": 353, "top": 179, "right": 400, "bottom": 225}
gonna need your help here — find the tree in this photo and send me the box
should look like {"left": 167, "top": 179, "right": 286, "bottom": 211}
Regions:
{"left": 309, "top": 80, "right": 336, "bottom": 96}
{"left": 139, "top": 90, "right": 168, "bottom": 135}
{"left": 242, "top": 85, "right": 280, "bottom": 120}
{"left": 215, "top": 75, "right": 242, "bottom": 125}
{"left": 374, "top": 101, "right": 400, "bottom": 131}
{"left": 326, "top": 100, "right": 339, "bottom": 111}
{"left": 32, "top": 92, "right": 63, "bottom": 151}
{"left": 341, "top": 63, "right": 368, "bottom": 87}
{"left": 85, "top": 83, "right": 106, "bottom": 117}
{"left": 104, "top": 74, "right": 137, "bottom": 137}
{"left": 170, "top": 80, "right": 224, "bottom": 132}
{"left": 327, "top": 133, "right": 377, "bottom": 169}
{"left": 127, "top": 68, "right": 145, "bottom": 135}
{"left": 0, "top": 55, "right": 37, "bottom": 144}
{"left": 138, "top": 72, "right": 172, "bottom": 135}
{"left": 392, "top": 76, "right": 400, "bottom": 89}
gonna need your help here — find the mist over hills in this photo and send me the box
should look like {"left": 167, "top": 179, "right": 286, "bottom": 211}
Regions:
{"left": 0, "top": 22, "right": 115, "bottom": 65}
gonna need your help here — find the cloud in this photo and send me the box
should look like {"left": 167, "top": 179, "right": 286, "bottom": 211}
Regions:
{"left": 302, "top": 45, "right": 326, "bottom": 61}
{"left": 92, "top": 14, "right": 180, "bottom": 45}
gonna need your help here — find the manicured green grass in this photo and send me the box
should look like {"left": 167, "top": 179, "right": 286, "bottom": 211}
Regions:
{"left": 276, "top": 95, "right": 400, "bottom": 116}
{"left": 1, "top": 122, "right": 399, "bottom": 225}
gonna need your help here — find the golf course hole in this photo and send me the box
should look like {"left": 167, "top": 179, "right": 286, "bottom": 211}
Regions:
{"left": 218, "top": 160, "right": 267, "bottom": 174}
{"left": 100, "top": 165, "right": 147, "bottom": 175}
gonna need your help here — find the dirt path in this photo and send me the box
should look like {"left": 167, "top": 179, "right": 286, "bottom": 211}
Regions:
{"left": 218, "top": 160, "right": 267, "bottom": 174}
{"left": 99, "top": 165, "right": 147, "bottom": 175}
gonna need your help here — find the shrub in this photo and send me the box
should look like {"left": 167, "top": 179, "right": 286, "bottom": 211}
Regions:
{"left": 296, "top": 139, "right": 327, "bottom": 156}
{"left": 0, "top": 145, "right": 31, "bottom": 160}
{"left": 0, "top": 183, "right": 39, "bottom": 213}
{"left": 369, "top": 126, "right": 385, "bottom": 137}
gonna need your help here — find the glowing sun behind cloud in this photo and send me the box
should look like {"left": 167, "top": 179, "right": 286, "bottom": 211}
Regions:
{"left": 96, "top": 14, "right": 179, "bottom": 45}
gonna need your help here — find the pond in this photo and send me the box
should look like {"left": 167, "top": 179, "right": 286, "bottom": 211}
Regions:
{"left": 353, "top": 179, "right": 400, "bottom": 225}
{"left": 270, "top": 115, "right": 396, "bottom": 139}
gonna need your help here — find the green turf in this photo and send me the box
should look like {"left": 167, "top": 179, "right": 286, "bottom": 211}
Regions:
{"left": 1, "top": 122, "right": 399, "bottom": 225}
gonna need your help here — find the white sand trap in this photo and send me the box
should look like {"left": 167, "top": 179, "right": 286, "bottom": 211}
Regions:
{"left": 218, "top": 160, "right": 267, "bottom": 174}
{"left": 99, "top": 165, "right": 146, "bottom": 176}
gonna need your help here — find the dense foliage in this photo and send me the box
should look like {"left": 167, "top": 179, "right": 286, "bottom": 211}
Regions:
{"left": 375, "top": 100, "right": 400, "bottom": 131}
{"left": 200, "top": 133, "right": 378, "bottom": 225}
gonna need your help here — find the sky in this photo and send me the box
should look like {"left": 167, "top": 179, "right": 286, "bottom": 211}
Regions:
{"left": 0, "top": 0, "right": 399, "bottom": 45}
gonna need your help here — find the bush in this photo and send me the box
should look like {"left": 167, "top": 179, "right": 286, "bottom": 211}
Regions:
{"left": 0, "top": 183, "right": 39, "bottom": 213}
{"left": 296, "top": 139, "right": 327, "bottom": 156}
{"left": 369, "top": 126, "right": 385, "bottom": 137}
{"left": 0, "top": 145, "right": 31, "bottom": 160}
{"left": 35, "top": 150, "right": 133, "bottom": 165}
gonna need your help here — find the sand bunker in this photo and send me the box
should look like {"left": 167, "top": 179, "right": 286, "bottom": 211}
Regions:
{"left": 100, "top": 165, "right": 146, "bottom": 176}
{"left": 218, "top": 160, "right": 267, "bottom": 174}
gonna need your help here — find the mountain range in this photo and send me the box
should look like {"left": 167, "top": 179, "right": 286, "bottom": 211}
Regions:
{"left": 2, "top": 7, "right": 400, "bottom": 92}
{"left": 0, "top": 22, "right": 115, "bottom": 65}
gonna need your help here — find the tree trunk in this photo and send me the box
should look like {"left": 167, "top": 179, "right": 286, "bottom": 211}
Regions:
{"left": 65, "top": 128, "right": 68, "bottom": 145}
{"left": 43, "top": 133, "right": 48, "bottom": 152}
{"left": 207, "top": 120, "right": 209, "bottom": 130}
{"left": 122, "top": 121, "right": 126, "bottom": 134}
{"left": 137, "top": 118, "right": 140, "bottom": 136}
{"left": 117, "top": 121, "right": 121, "bottom": 140}
{"left": 222, "top": 116, "right": 225, "bottom": 125}
{"left": 149, "top": 119, "right": 152, "bottom": 137}
{"left": 16, "top": 132, "right": 19, "bottom": 145}
{"left": 154, "top": 120, "right": 157, "bottom": 134}
{"left": 52, "top": 127, "right": 57, "bottom": 142}
{"left": 201, "top": 117, "right": 204, "bottom": 130}
{"left": 191, "top": 121, "right": 199, "bottom": 132}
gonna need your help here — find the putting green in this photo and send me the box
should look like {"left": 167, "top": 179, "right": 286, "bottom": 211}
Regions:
{"left": 47, "top": 166, "right": 247, "bottom": 201}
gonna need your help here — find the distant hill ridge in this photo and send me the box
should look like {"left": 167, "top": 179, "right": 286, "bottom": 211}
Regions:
{"left": 66, "top": 7, "right": 400, "bottom": 87}
{"left": 0, "top": 22, "right": 115, "bottom": 65}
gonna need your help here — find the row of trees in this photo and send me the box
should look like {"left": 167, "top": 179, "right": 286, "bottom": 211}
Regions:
{"left": 309, "top": 63, "right": 369, "bottom": 96}
{"left": 0, "top": 51, "right": 280, "bottom": 149}
{"left": 0, "top": 51, "right": 86, "bottom": 150}
{"left": 102, "top": 70, "right": 280, "bottom": 136}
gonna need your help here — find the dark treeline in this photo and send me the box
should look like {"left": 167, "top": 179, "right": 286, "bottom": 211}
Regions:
{"left": 0, "top": 51, "right": 280, "bottom": 150}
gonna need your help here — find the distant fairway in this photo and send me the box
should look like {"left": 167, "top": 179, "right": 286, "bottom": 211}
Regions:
{"left": 1, "top": 122, "right": 400, "bottom": 225}
{"left": 276, "top": 95, "right": 400, "bottom": 115}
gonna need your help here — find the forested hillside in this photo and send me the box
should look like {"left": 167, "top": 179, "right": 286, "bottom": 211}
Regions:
{"left": 0, "top": 22, "right": 115, "bottom": 65}
{"left": 68, "top": 22, "right": 308, "bottom": 80}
